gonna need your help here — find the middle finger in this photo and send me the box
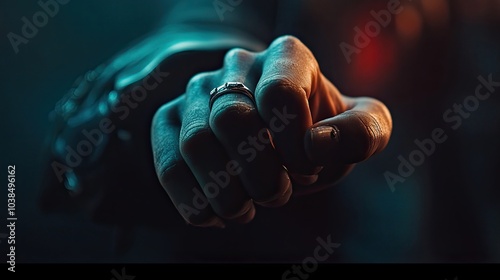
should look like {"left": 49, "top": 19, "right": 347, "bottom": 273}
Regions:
{"left": 209, "top": 48, "right": 292, "bottom": 207}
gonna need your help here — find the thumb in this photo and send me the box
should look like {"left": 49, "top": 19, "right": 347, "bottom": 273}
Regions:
{"left": 304, "top": 96, "right": 392, "bottom": 165}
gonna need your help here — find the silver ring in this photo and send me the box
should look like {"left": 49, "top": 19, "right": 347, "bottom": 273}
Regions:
{"left": 209, "top": 82, "right": 255, "bottom": 110}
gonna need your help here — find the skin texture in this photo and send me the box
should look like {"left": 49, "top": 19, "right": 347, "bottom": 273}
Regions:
{"left": 151, "top": 35, "right": 392, "bottom": 228}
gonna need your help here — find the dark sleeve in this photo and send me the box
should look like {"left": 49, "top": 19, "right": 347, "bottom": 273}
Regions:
{"left": 39, "top": 0, "right": 280, "bottom": 234}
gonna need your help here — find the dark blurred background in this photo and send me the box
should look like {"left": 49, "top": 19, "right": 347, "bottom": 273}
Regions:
{"left": 1, "top": 0, "right": 499, "bottom": 263}
{"left": 1, "top": 0, "right": 172, "bottom": 263}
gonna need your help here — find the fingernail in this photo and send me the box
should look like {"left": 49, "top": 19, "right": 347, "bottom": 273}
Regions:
{"left": 305, "top": 125, "right": 340, "bottom": 164}
{"left": 210, "top": 218, "right": 226, "bottom": 229}
{"left": 312, "top": 125, "right": 340, "bottom": 142}
{"left": 232, "top": 206, "right": 256, "bottom": 224}
{"left": 255, "top": 176, "right": 293, "bottom": 208}
{"left": 289, "top": 173, "right": 319, "bottom": 185}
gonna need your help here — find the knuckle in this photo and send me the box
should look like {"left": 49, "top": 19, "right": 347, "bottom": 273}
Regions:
{"left": 273, "top": 35, "right": 303, "bottom": 51}
{"left": 267, "top": 35, "right": 317, "bottom": 70}
{"left": 186, "top": 72, "right": 213, "bottom": 94}
{"left": 223, "top": 48, "right": 253, "bottom": 66}
{"left": 258, "top": 77, "right": 306, "bottom": 103}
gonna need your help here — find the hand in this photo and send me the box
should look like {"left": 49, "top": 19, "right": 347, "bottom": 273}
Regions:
{"left": 151, "top": 35, "right": 392, "bottom": 228}
{"left": 41, "top": 27, "right": 264, "bottom": 228}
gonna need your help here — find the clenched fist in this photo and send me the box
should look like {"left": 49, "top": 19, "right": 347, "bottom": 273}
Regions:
{"left": 151, "top": 35, "right": 392, "bottom": 228}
